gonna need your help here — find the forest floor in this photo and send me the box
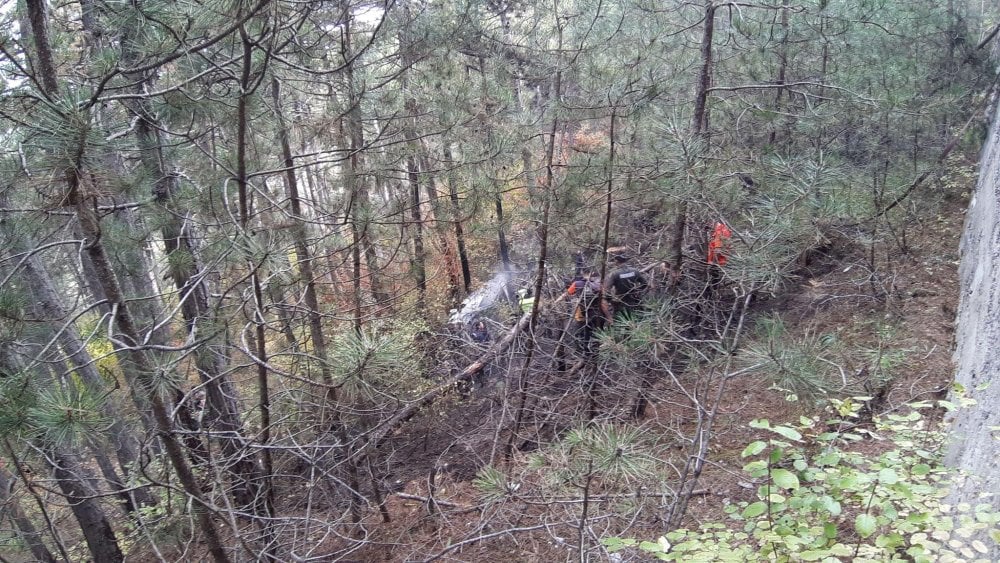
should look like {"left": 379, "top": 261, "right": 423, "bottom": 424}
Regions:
{"left": 294, "top": 170, "right": 971, "bottom": 562}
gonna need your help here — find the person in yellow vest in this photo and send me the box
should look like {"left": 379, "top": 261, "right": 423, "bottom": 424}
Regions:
{"left": 517, "top": 287, "right": 535, "bottom": 314}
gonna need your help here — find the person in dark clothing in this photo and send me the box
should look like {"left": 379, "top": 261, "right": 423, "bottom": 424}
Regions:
{"left": 470, "top": 320, "right": 490, "bottom": 343}
{"left": 604, "top": 251, "right": 648, "bottom": 322}
{"left": 568, "top": 273, "right": 607, "bottom": 355}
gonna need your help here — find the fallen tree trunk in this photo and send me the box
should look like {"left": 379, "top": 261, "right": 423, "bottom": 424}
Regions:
{"left": 359, "top": 308, "right": 535, "bottom": 459}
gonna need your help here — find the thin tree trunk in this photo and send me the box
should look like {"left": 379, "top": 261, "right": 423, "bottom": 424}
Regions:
{"left": 442, "top": 144, "right": 473, "bottom": 293}
{"left": 124, "top": 11, "right": 263, "bottom": 520}
{"left": 407, "top": 156, "right": 427, "bottom": 311}
{"left": 769, "top": 0, "right": 790, "bottom": 146}
{"left": 0, "top": 345, "right": 123, "bottom": 562}
{"left": 270, "top": 77, "right": 333, "bottom": 388}
{"left": 0, "top": 467, "right": 56, "bottom": 563}
{"left": 504, "top": 28, "right": 562, "bottom": 461}
{"left": 343, "top": 13, "right": 389, "bottom": 310}
{"left": 672, "top": 1, "right": 716, "bottom": 283}
{"left": 268, "top": 282, "right": 302, "bottom": 352}
{"left": 419, "top": 149, "right": 463, "bottom": 304}
{"left": 3, "top": 440, "right": 72, "bottom": 563}
{"left": 235, "top": 26, "right": 277, "bottom": 558}
{"left": 477, "top": 57, "right": 513, "bottom": 274}
{"left": 692, "top": 3, "right": 715, "bottom": 138}
{"left": 351, "top": 215, "right": 364, "bottom": 334}
{"left": 272, "top": 75, "right": 366, "bottom": 522}
{"left": 0, "top": 193, "right": 154, "bottom": 510}
{"left": 73, "top": 152, "right": 232, "bottom": 563}
{"left": 24, "top": 0, "right": 232, "bottom": 558}
{"left": 50, "top": 450, "right": 125, "bottom": 563}
{"left": 398, "top": 18, "right": 428, "bottom": 313}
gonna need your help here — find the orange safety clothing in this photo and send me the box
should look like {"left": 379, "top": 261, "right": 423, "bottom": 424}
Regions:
{"left": 707, "top": 222, "right": 732, "bottom": 266}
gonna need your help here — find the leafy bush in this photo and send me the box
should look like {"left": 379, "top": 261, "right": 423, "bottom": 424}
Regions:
{"left": 604, "top": 399, "right": 1000, "bottom": 562}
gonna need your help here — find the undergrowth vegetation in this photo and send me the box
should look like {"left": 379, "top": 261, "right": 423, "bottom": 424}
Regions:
{"left": 606, "top": 394, "right": 1000, "bottom": 562}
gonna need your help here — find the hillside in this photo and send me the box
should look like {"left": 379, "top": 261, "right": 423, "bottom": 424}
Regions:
{"left": 0, "top": 0, "right": 998, "bottom": 561}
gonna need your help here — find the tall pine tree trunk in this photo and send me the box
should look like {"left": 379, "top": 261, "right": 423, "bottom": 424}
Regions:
{"left": 400, "top": 18, "right": 427, "bottom": 313}
{"left": 0, "top": 344, "right": 123, "bottom": 562}
{"left": 419, "top": 148, "right": 464, "bottom": 304}
{"left": 0, "top": 193, "right": 154, "bottom": 511}
{"left": 672, "top": 1, "right": 716, "bottom": 283}
{"left": 0, "top": 467, "right": 56, "bottom": 563}
{"left": 24, "top": 0, "right": 232, "bottom": 558}
{"left": 122, "top": 9, "right": 264, "bottom": 521}
{"left": 50, "top": 450, "right": 125, "bottom": 563}
{"left": 235, "top": 26, "right": 277, "bottom": 558}
{"left": 343, "top": 12, "right": 389, "bottom": 311}
{"left": 442, "top": 144, "right": 473, "bottom": 293}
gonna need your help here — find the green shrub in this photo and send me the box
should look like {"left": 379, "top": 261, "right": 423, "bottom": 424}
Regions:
{"left": 604, "top": 399, "right": 1000, "bottom": 562}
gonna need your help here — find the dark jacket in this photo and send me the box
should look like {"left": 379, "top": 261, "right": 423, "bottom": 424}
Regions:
{"left": 606, "top": 266, "right": 647, "bottom": 312}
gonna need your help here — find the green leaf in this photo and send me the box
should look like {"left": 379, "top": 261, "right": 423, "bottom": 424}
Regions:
{"left": 743, "top": 501, "right": 768, "bottom": 519}
{"left": 879, "top": 467, "right": 899, "bottom": 485}
{"left": 798, "top": 549, "right": 830, "bottom": 561}
{"left": 855, "top": 513, "right": 877, "bottom": 538}
{"left": 602, "top": 537, "right": 637, "bottom": 552}
{"left": 750, "top": 419, "right": 770, "bottom": 429}
{"left": 770, "top": 425, "right": 803, "bottom": 441}
{"left": 772, "top": 468, "right": 800, "bottom": 490}
{"left": 816, "top": 451, "right": 841, "bottom": 466}
{"left": 744, "top": 460, "right": 768, "bottom": 477}
{"left": 820, "top": 495, "right": 842, "bottom": 516}
{"left": 876, "top": 533, "right": 904, "bottom": 549}
{"left": 912, "top": 463, "right": 931, "bottom": 476}
{"left": 881, "top": 501, "right": 898, "bottom": 520}
{"left": 638, "top": 540, "right": 663, "bottom": 553}
{"left": 742, "top": 441, "right": 767, "bottom": 457}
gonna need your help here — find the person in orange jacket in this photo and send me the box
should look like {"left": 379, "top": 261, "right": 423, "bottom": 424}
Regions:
{"left": 707, "top": 222, "right": 732, "bottom": 266}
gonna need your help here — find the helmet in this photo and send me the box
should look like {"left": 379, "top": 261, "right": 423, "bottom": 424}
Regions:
{"left": 607, "top": 246, "right": 630, "bottom": 263}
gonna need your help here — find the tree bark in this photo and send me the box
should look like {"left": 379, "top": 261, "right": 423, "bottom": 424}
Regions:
{"left": 50, "top": 450, "right": 125, "bottom": 563}
{"left": 235, "top": 26, "right": 277, "bottom": 558}
{"left": 399, "top": 21, "right": 427, "bottom": 312}
{"left": 419, "top": 148, "right": 464, "bottom": 304}
{"left": 0, "top": 192, "right": 154, "bottom": 511}
{"left": 0, "top": 466, "right": 56, "bottom": 563}
{"left": 24, "top": 0, "right": 232, "bottom": 558}
{"left": 769, "top": 0, "right": 791, "bottom": 146}
{"left": 443, "top": 144, "right": 473, "bottom": 293}
{"left": 672, "top": 1, "right": 716, "bottom": 283}
{"left": 270, "top": 77, "right": 334, "bottom": 387}
{"left": 0, "top": 338, "right": 123, "bottom": 562}
{"left": 343, "top": 11, "right": 390, "bottom": 310}
{"left": 117, "top": 4, "right": 266, "bottom": 520}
